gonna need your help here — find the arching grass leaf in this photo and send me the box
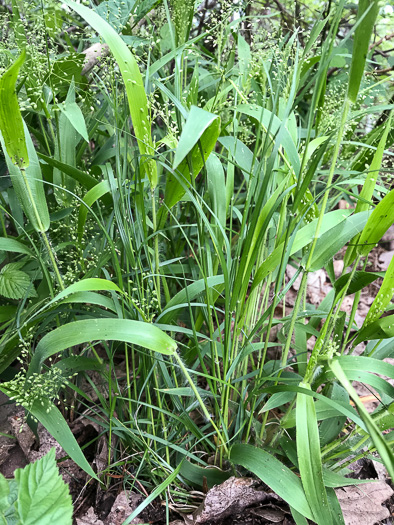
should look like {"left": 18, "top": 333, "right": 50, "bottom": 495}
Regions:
{"left": 0, "top": 49, "right": 28, "bottom": 168}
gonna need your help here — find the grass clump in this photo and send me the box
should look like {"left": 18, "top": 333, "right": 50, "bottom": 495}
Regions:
{"left": 0, "top": 0, "right": 393, "bottom": 523}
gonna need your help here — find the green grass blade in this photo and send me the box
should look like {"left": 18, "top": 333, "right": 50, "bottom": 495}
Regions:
{"left": 0, "top": 49, "right": 28, "bottom": 168}
{"left": 296, "top": 383, "right": 333, "bottom": 525}
{"left": 230, "top": 444, "right": 313, "bottom": 520}
{"left": 362, "top": 251, "right": 394, "bottom": 328}
{"left": 161, "top": 106, "right": 220, "bottom": 219}
{"left": 64, "top": 0, "right": 157, "bottom": 188}
{"left": 345, "top": 113, "right": 392, "bottom": 266}
{"left": 329, "top": 359, "right": 394, "bottom": 480}
{"left": 159, "top": 275, "right": 224, "bottom": 323}
{"left": 0, "top": 387, "right": 98, "bottom": 480}
{"left": 353, "top": 314, "right": 394, "bottom": 346}
{"left": 306, "top": 211, "right": 369, "bottom": 271}
{"left": 0, "top": 121, "right": 50, "bottom": 232}
{"left": 78, "top": 180, "right": 111, "bottom": 242}
{"left": 347, "top": 0, "right": 380, "bottom": 104}
{"left": 251, "top": 210, "right": 352, "bottom": 291}
{"left": 357, "top": 188, "right": 394, "bottom": 257}
{"left": 0, "top": 237, "right": 34, "bottom": 257}
{"left": 28, "top": 318, "right": 177, "bottom": 375}
{"left": 122, "top": 463, "right": 182, "bottom": 525}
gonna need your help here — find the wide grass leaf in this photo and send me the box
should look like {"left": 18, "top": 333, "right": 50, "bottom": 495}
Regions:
{"left": 0, "top": 237, "right": 34, "bottom": 257}
{"left": 0, "top": 121, "right": 50, "bottom": 232}
{"left": 362, "top": 253, "right": 394, "bottom": 327}
{"left": 305, "top": 211, "right": 369, "bottom": 271}
{"left": 357, "top": 188, "right": 394, "bottom": 257}
{"left": 230, "top": 444, "right": 313, "bottom": 520}
{"left": 333, "top": 271, "right": 384, "bottom": 296}
{"left": 251, "top": 210, "right": 352, "bottom": 291}
{"left": 160, "top": 106, "right": 220, "bottom": 220}
{"left": 28, "top": 318, "right": 177, "bottom": 375}
{"left": 353, "top": 314, "right": 394, "bottom": 346}
{"left": 65, "top": 0, "right": 157, "bottom": 188}
{"left": 159, "top": 275, "right": 224, "bottom": 323}
{"left": 237, "top": 104, "right": 300, "bottom": 176}
{"left": 14, "top": 449, "right": 73, "bottom": 525}
{"left": 0, "top": 50, "right": 28, "bottom": 168}
{"left": 296, "top": 383, "right": 333, "bottom": 524}
{"left": 330, "top": 359, "right": 394, "bottom": 480}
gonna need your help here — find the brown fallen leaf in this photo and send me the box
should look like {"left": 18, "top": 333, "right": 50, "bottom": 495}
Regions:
{"left": 335, "top": 481, "right": 393, "bottom": 525}
{"left": 250, "top": 506, "right": 286, "bottom": 522}
{"left": 185, "top": 476, "right": 276, "bottom": 524}
{"left": 104, "top": 491, "right": 144, "bottom": 525}
{"left": 76, "top": 507, "right": 104, "bottom": 525}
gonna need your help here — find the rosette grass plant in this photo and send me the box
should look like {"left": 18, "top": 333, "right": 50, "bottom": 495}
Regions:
{"left": 0, "top": 0, "right": 393, "bottom": 523}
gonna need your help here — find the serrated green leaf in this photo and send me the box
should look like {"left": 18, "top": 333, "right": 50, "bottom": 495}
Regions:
{"left": 0, "top": 263, "right": 36, "bottom": 300}
{"left": 14, "top": 449, "right": 73, "bottom": 525}
{"left": 0, "top": 473, "right": 9, "bottom": 514}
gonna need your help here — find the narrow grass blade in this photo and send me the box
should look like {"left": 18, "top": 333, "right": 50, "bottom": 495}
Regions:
{"left": 296, "top": 383, "right": 333, "bottom": 525}
{"left": 0, "top": 387, "right": 98, "bottom": 480}
{"left": 345, "top": 113, "right": 392, "bottom": 266}
{"left": 122, "top": 463, "right": 182, "bottom": 525}
{"left": 230, "top": 444, "right": 313, "bottom": 520}
{"left": 329, "top": 359, "right": 394, "bottom": 480}
{"left": 0, "top": 50, "right": 28, "bottom": 168}
{"left": 78, "top": 180, "right": 111, "bottom": 241}
{"left": 65, "top": 0, "right": 157, "bottom": 187}
{"left": 159, "top": 275, "right": 224, "bottom": 323}
{"left": 347, "top": 0, "right": 380, "bottom": 104}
